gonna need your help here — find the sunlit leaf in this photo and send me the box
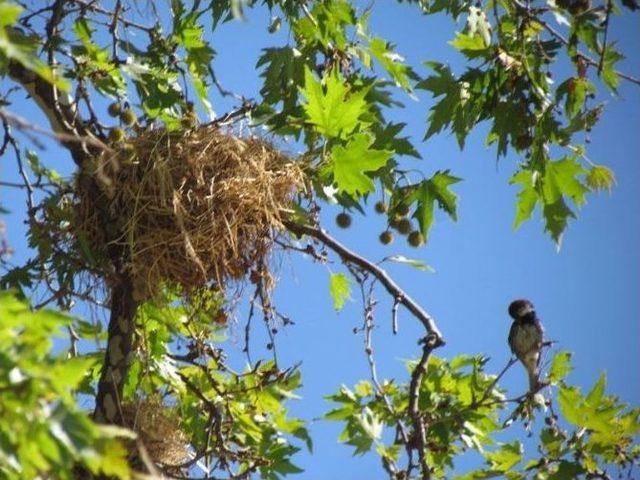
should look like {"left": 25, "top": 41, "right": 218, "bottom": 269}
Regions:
{"left": 329, "top": 272, "right": 351, "bottom": 311}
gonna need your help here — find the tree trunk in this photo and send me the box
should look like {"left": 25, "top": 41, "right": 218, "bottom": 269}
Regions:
{"left": 93, "top": 277, "right": 138, "bottom": 423}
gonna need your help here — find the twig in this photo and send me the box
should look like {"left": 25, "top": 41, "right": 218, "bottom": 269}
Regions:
{"left": 531, "top": 10, "right": 640, "bottom": 86}
{"left": 0, "top": 108, "right": 111, "bottom": 151}
{"left": 392, "top": 296, "right": 400, "bottom": 334}
{"left": 407, "top": 334, "right": 439, "bottom": 480}
{"left": 598, "top": 0, "right": 612, "bottom": 76}
{"left": 359, "top": 280, "right": 409, "bottom": 476}
{"left": 73, "top": 0, "right": 153, "bottom": 32}
{"left": 204, "top": 100, "right": 256, "bottom": 128}
{"left": 284, "top": 221, "right": 445, "bottom": 346}
{"left": 109, "top": 0, "right": 123, "bottom": 62}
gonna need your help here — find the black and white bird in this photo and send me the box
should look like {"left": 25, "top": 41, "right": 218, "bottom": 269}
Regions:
{"left": 508, "top": 299, "right": 544, "bottom": 392}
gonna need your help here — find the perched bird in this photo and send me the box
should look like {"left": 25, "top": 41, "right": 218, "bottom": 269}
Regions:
{"left": 508, "top": 299, "right": 544, "bottom": 392}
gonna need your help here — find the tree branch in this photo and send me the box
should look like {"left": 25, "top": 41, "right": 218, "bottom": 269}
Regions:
{"left": 0, "top": 108, "right": 110, "bottom": 151}
{"left": 6, "top": 60, "right": 100, "bottom": 166}
{"left": 284, "top": 221, "right": 445, "bottom": 346}
{"left": 407, "top": 334, "right": 439, "bottom": 480}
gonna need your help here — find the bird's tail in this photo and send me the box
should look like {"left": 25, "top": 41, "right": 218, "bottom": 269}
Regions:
{"left": 527, "top": 366, "right": 540, "bottom": 392}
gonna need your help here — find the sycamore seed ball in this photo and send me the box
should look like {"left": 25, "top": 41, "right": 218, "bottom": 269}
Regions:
{"left": 107, "top": 102, "right": 121, "bottom": 117}
{"left": 379, "top": 230, "right": 393, "bottom": 245}
{"left": 389, "top": 215, "right": 403, "bottom": 230}
{"left": 568, "top": 0, "right": 590, "bottom": 15}
{"left": 374, "top": 201, "right": 387, "bottom": 214}
{"left": 396, "top": 218, "right": 412, "bottom": 235}
{"left": 336, "top": 212, "right": 352, "bottom": 229}
{"left": 408, "top": 230, "right": 425, "bottom": 247}
{"left": 395, "top": 203, "right": 410, "bottom": 216}
{"left": 120, "top": 108, "right": 137, "bottom": 126}
{"left": 108, "top": 127, "right": 125, "bottom": 143}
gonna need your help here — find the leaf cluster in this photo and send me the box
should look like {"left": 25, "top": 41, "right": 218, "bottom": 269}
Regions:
{"left": 0, "top": 290, "right": 132, "bottom": 479}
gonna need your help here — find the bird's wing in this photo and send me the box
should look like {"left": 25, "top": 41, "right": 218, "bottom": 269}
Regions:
{"left": 534, "top": 317, "right": 544, "bottom": 365}
{"left": 535, "top": 317, "right": 544, "bottom": 336}
{"left": 507, "top": 321, "right": 518, "bottom": 354}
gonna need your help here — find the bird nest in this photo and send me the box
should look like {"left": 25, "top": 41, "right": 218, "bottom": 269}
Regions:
{"left": 119, "top": 399, "right": 188, "bottom": 469}
{"left": 75, "top": 126, "right": 303, "bottom": 301}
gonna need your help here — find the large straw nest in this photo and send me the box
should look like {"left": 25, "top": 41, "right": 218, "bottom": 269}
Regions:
{"left": 75, "top": 126, "right": 303, "bottom": 300}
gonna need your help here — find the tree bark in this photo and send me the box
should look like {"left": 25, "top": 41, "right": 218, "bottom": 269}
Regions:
{"left": 93, "top": 277, "right": 137, "bottom": 423}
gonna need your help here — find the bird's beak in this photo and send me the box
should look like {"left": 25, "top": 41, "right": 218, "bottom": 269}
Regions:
{"left": 517, "top": 305, "right": 534, "bottom": 317}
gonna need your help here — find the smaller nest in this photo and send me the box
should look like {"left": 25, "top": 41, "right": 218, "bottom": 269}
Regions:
{"left": 120, "top": 399, "right": 188, "bottom": 468}
{"left": 76, "top": 126, "right": 303, "bottom": 300}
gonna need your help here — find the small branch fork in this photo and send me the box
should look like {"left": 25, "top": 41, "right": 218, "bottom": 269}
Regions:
{"left": 358, "top": 279, "right": 412, "bottom": 477}
{"left": 284, "top": 220, "right": 445, "bottom": 478}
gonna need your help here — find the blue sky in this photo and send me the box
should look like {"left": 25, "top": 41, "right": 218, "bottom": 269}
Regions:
{"left": 1, "top": 2, "right": 638, "bottom": 477}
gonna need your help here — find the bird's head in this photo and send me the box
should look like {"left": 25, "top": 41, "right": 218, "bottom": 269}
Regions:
{"left": 508, "top": 299, "right": 535, "bottom": 320}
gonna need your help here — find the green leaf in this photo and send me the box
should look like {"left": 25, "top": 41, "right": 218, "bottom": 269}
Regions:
{"left": 413, "top": 171, "right": 461, "bottom": 237}
{"left": 372, "top": 122, "right": 421, "bottom": 159}
{"left": 548, "top": 460, "right": 584, "bottom": 479}
{"left": 486, "top": 441, "right": 522, "bottom": 471}
{"left": 0, "top": 10, "right": 70, "bottom": 91}
{"left": 557, "top": 78, "right": 595, "bottom": 119}
{"left": 0, "top": 3, "right": 22, "bottom": 27}
{"left": 600, "top": 44, "right": 624, "bottom": 94}
{"left": 557, "top": 384, "right": 584, "bottom": 426}
{"left": 257, "top": 46, "right": 305, "bottom": 107}
{"left": 450, "top": 32, "right": 489, "bottom": 57}
{"left": 543, "top": 197, "right": 575, "bottom": 247}
{"left": 301, "top": 67, "right": 369, "bottom": 139}
{"left": 172, "top": 10, "right": 215, "bottom": 115}
{"left": 548, "top": 351, "right": 573, "bottom": 384}
{"left": 540, "top": 427, "right": 564, "bottom": 457}
{"left": 49, "top": 356, "right": 98, "bottom": 391}
{"left": 0, "top": 290, "right": 131, "bottom": 479}
{"left": 324, "top": 406, "right": 355, "bottom": 421}
{"left": 586, "top": 165, "right": 615, "bottom": 192}
{"left": 330, "top": 133, "right": 392, "bottom": 196}
{"left": 369, "top": 37, "right": 414, "bottom": 92}
{"left": 418, "top": 63, "right": 461, "bottom": 140}
{"left": 510, "top": 169, "right": 539, "bottom": 229}
{"left": 71, "top": 18, "right": 124, "bottom": 96}
{"left": 585, "top": 372, "right": 606, "bottom": 407}
{"left": 376, "top": 443, "right": 400, "bottom": 463}
{"left": 383, "top": 255, "right": 435, "bottom": 272}
{"left": 541, "top": 158, "right": 589, "bottom": 207}
{"left": 329, "top": 272, "right": 351, "bottom": 311}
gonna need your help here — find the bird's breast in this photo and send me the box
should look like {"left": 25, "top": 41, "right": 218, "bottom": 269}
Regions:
{"left": 511, "top": 322, "right": 542, "bottom": 354}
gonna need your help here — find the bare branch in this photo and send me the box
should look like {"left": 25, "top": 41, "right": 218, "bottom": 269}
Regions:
{"left": 284, "top": 221, "right": 445, "bottom": 346}
{"left": 0, "top": 108, "right": 111, "bottom": 152}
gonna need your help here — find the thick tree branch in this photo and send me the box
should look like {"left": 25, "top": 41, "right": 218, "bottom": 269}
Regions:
{"left": 284, "top": 221, "right": 445, "bottom": 346}
{"left": 6, "top": 60, "right": 100, "bottom": 166}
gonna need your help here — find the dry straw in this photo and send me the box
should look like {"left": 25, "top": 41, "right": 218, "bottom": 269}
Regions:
{"left": 119, "top": 399, "right": 189, "bottom": 468}
{"left": 76, "top": 126, "right": 303, "bottom": 300}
